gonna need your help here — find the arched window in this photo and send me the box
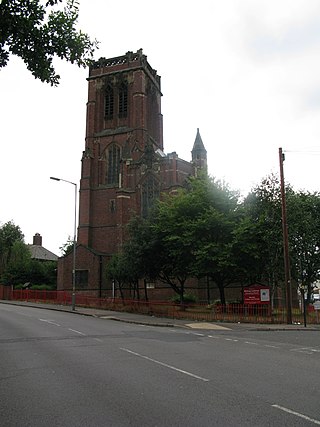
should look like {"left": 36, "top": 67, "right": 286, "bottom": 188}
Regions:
{"left": 141, "top": 175, "right": 160, "bottom": 217}
{"left": 105, "top": 84, "right": 114, "bottom": 119}
{"left": 118, "top": 82, "right": 128, "bottom": 118}
{"left": 106, "top": 144, "right": 121, "bottom": 185}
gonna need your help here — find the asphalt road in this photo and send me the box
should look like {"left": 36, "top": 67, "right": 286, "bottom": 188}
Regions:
{"left": 0, "top": 303, "right": 319, "bottom": 427}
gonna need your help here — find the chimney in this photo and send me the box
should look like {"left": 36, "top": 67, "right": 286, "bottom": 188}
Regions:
{"left": 33, "top": 233, "right": 42, "bottom": 246}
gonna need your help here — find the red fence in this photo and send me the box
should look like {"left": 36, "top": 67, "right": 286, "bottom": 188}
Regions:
{"left": 6, "top": 289, "right": 320, "bottom": 324}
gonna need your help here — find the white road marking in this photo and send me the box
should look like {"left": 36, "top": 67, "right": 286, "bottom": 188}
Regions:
{"left": 68, "top": 328, "right": 86, "bottom": 335}
{"left": 193, "top": 333, "right": 205, "bottom": 336}
{"left": 94, "top": 338, "right": 103, "bottom": 343}
{"left": 208, "top": 335, "right": 220, "bottom": 338}
{"left": 272, "top": 404, "right": 320, "bottom": 425}
{"left": 120, "top": 348, "right": 209, "bottom": 382}
{"left": 265, "top": 345, "right": 280, "bottom": 349}
{"left": 290, "top": 347, "right": 320, "bottom": 354}
{"left": 245, "top": 341, "right": 258, "bottom": 345}
{"left": 39, "top": 319, "right": 61, "bottom": 327}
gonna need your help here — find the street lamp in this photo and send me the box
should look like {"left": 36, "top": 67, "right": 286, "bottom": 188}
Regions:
{"left": 50, "top": 176, "right": 77, "bottom": 311}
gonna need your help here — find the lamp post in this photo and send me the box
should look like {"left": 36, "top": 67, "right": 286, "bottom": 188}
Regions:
{"left": 50, "top": 176, "right": 77, "bottom": 311}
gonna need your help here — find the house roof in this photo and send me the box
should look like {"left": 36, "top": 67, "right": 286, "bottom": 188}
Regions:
{"left": 28, "top": 244, "right": 58, "bottom": 262}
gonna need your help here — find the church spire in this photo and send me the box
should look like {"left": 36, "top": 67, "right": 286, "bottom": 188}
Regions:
{"left": 191, "top": 128, "right": 207, "bottom": 171}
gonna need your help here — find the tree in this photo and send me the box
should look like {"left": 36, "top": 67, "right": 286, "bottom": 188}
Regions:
{"left": 0, "top": 0, "right": 98, "bottom": 85}
{"left": 1, "top": 240, "right": 32, "bottom": 285}
{"left": 107, "top": 215, "right": 160, "bottom": 301}
{"left": 189, "top": 177, "right": 240, "bottom": 304}
{"left": 59, "top": 235, "right": 74, "bottom": 256}
{"left": 0, "top": 221, "right": 57, "bottom": 287}
{"left": 287, "top": 191, "right": 320, "bottom": 302}
{"left": 106, "top": 253, "right": 127, "bottom": 300}
{"left": 152, "top": 194, "right": 195, "bottom": 303}
{"left": 242, "top": 174, "right": 286, "bottom": 301}
{"left": 121, "top": 175, "right": 240, "bottom": 304}
{"left": 241, "top": 174, "right": 320, "bottom": 306}
{"left": 0, "top": 220, "right": 24, "bottom": 275}
{"left": 1, "top": 239, "right": 57, "bottom": 288}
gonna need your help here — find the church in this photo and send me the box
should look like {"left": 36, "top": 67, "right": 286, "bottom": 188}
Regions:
{"left": 57, "top": 49, "right": 207, "bottom": 297}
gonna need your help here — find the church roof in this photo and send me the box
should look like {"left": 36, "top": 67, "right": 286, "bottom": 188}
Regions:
{"left": 28, "top": 245, "right": 58, "bottom": 262}
{"left": 192, "top": 128, "right": 207, "bottom": 153}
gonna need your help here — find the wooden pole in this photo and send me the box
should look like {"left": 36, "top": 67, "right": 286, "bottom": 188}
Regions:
{"left": 279, "top": 148, "right": 292, "bottom": 324}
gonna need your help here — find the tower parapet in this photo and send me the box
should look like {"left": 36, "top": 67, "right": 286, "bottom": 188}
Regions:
{"left": 89, "top": 49, "right": 161, "bottom": 91}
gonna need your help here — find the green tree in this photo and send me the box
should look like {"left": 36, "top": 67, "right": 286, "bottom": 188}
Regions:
{"left": 122, "top": 175, "right": 240, "bottom": 304}
{"left": 106, "top": 253, "right": 127, "bottom": 300}
{"left": 107, "top": 215, "right": 160, "bottom": 301}
{"left": 1, "top": 240, "right": 57, "bottom": 288}
{"left": 0, "top": 220, "right": 24, "bottom": 275}
{"left": 189, "top": 177, "right": 240, "bottom": 304}
{"left": 59, "top": 235, "right": 74, "bottom": 256}
{"left": 242, "top": 174, "right": 286, "bottom": 297}
{"left": 0, "top": 0, "right": 98, "bottom": 85}
{"left": 152, "top": 191, "right": 195, "bottom": 303}
{"left": 1, "top": 240, "right": 32, "bottom": 285}
{"left": 240, "top": 174, "right": 320, "bottom": 307}
{"left": 287, "top": 191, "right": 320, "bottom": 302}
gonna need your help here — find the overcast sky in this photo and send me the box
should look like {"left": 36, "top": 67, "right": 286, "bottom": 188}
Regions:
{"left": 1, "top": 0, "right": 320, "bottom": 256}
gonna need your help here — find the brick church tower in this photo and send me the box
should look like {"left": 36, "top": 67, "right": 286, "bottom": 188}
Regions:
{"left": 57, "top": 50, "right": 207, "bottom": 295}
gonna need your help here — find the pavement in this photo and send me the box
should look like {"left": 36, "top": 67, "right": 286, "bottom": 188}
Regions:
{"left": 1, "top": 299, "right": 320, "bottom": 331}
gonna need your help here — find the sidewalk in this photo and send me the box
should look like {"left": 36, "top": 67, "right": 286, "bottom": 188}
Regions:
{"left": 1, "top": 300, "right": 320, "bottom": 331}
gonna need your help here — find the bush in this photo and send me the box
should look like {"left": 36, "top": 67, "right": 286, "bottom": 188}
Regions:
{"left": 14, "top": 284, "right": 56, "bottom": 291}
{"left": 31, "top": 284, "right": 56, "bottom": 291}
{"left": 170, "top": 293, "right": 197, "bottom": 304}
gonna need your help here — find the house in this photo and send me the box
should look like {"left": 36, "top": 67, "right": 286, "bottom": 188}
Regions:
{"left": 28, "top": 233, "right": 58, "bottom": 262}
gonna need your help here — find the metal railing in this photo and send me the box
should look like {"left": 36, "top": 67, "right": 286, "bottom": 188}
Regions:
{"left": 7, "top": 289, "right": 320, "bottom": 324}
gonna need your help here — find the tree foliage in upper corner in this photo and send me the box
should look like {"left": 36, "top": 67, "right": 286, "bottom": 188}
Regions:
{"left": 0, "top": 0, "right": 98, "bottom": 85}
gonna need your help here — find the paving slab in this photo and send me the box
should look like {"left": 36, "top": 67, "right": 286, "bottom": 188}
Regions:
{"left": 185, "top": 322, "right": 231, "bottom": 330}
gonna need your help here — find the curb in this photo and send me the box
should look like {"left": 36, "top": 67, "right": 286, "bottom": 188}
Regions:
{"left": 0, "top": 300, "right": 176, "bottom": 327}
{"left": 0, "top": 300, "right": 98, "bottom": 317}
{"left": 101, "top": 316, "right": 176, "bottom": 328}
{"left": 1, "top": 300, "right": 320, "bottom": 331}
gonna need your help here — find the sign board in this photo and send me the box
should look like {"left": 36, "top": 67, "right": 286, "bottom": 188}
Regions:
{"left": 244, "top": 285, "right": 270, "bottom": 305}
{"left": 313, "top": 301, "right": 320, "bottom": 311}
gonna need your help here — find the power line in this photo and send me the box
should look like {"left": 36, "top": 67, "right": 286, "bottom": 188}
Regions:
{"left": 283, "top": 149, "right": 320, "bottom": 155}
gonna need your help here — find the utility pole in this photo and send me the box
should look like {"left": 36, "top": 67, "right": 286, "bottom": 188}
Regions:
{"left": 279, "top": 148, "right": 292, "bottom": 324}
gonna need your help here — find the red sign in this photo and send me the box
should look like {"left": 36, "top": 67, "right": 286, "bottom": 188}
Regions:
{"left": 244, "top": 286, "right": 270, "bottom": 305}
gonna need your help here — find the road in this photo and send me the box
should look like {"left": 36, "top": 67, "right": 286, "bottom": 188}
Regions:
{"left": 0, "top": 303, "right": 319, "bottom": 426}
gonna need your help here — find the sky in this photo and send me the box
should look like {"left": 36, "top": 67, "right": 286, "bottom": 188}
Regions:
{"left": 1, "top": 0, "right": 320, "bottom": 256}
